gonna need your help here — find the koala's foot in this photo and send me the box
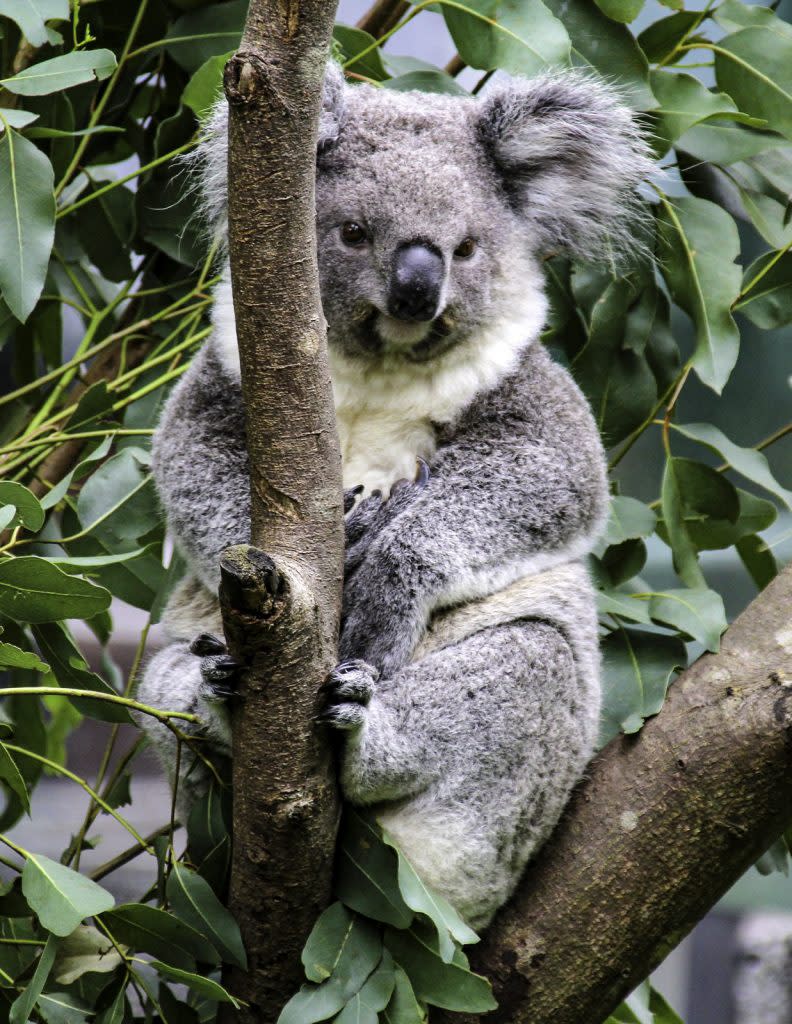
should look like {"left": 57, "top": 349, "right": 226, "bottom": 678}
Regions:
{"left": 318, "top": 660, "right": 379, "bottom": 730}
{"left": 189, "top": 633, "right": 240, "bottom": 701}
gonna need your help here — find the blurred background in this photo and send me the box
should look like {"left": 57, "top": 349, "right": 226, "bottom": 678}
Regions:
{"left": 2, "top": 0, "right": 791, "bottom": 1020}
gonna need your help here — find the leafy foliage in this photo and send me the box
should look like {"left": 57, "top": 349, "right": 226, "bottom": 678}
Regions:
{"left": 0, "top": 0, "right": 790, "bottom": 1021}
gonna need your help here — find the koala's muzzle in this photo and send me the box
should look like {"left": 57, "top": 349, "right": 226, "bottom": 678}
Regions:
{"left": 388, "top": 243, "right": 444, "bottom": 322}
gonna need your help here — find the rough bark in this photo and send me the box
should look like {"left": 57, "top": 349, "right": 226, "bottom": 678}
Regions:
{"left": 219, "top": 1, "right": 342, "bottom": 1021}
{"left": 437, "top": 562, "right": 792, "bottom": 1024}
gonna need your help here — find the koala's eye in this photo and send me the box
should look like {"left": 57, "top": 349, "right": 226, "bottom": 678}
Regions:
{"left": 341, "top": 222, "right": 368, "bottom": 247}
{"left": 454, "top": 237, "right": 477, "bottom": 259}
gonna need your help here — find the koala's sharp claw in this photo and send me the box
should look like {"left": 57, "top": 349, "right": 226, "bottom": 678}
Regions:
{"left": 390, "top": 477, "right": 410, "bottom": 495}
{"left": 190, "top": 633, "right": 226, "bottom": 657}
{"left": 344, "top": 485, "right": 365, "bottom": 514}
{"left": 415, "top": 457, "right": 430, "bottom": 487}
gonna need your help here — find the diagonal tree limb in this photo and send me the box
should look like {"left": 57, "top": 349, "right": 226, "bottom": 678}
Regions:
{"left": 438, "top": 562, "right": 792, "bottom": 1024}
{"left": 218, "top": 1, "right": 342, "bottom": 1020}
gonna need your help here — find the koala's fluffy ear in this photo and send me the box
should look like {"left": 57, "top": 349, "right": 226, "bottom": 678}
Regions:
{"left": 477, "top": 73, "right": 653, "bottom": 261}
{"left": 319, "top": 60, "right": 347, "bottom": 150}
{"left": 193, "top": 61, "right": 346, "bottom": 242}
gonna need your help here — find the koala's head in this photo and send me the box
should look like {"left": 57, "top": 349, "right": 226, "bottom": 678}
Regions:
{"left": 201, "top": 64, "right": 652, "bottom": 365}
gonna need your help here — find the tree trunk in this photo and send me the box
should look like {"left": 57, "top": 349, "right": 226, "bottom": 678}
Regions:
{"left": 219, "top": 1, "right": 341, "bottom": 1020}
{"left": 437, "top": 562, "right": 792, "bottom": 1024}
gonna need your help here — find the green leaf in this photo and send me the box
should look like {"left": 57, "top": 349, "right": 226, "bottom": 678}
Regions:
{"left": 383, "top": 71, "right": 468, "bottom": 96}
{"left": 602, "top": 496, "right": 657, "bottom": 548}
{"left": 656, "top": 196, "right": 741, "bottom": 393}
{"left": 32, "top": 621, "right": 131, "bottom": 724}
{"left": 334, "top": 951, "right": 397, "bottom": 1023}
{"left": 37, "top": 991, "right": 92, "bottom": 1024}
{"left": 0, "top": 505, "right": 15, "bottom": 530}
{"left": 335, "top": 25, "right": 389, "bottom": 81}
{"left": 543, "top": 0, "right": 655, "bottom": 110}
{"left": 382, "top": 965, "right": 427, "bottom": 1024}
{"left": 280, "top": 914, "right": 382, "bottom": 1024}
{"left": 0, "top": 125, "right": 55, "bottom": 322}
{"left": 0, "top": 556, "right": 111, "bottom": 623}
{"left": 649, "top": 588, "right": 727, "bottom": 652}
{"left": 381, "top": 830, "right": 478, "bottom": 962}
{"left": 597, "top": 587, "right": 652, "bottom": 625}
{"left": 442, "top": 0, "right": 570, "bottom": 78}
{"left": 650, "top": 70, "right": 755, "bottom": 149}
{"left": 166, "top": 862, "right": 247, "bottom": 969}
{"left": 1, "top": 49, "right": 117, "bottom": 96}
{"left": 0, "top": 482, "right": 43, "bottom": 531}
{"left": 22, "top": 853, "right": 114, "bottom": 936}
{"left": 600, "top": 629, "right": 686, "bottom": 743}
{"left": 0, "top": 639, "right": 48, "bottom": 672}
{"left": 52, "top": 924, "right": 124, "bottom": 985}
{"left": 183, "top": 52, "right": 233, "bottom": 122}
{"left": 737, "top": 533, "right": 777, "bottom": 590}
{"left": 383, "top": 925, "right": 496, "bottom": 1012}
{"left": 672, "top": 421, "right": 792, "bottom": 512}
{"left": 661, "top": 457, "right": 740, "bottom": 587}
{"left": 303, "top": 903, "right": 360, "bottom": 984}
{"left": 336, "top": 807, "right": 413, "bottom": 929}
{"left": 637, "top": 12, "right": 702, "bottom": 64}
{"left": 714, "top": 0, "right": 792, "bottom": 39}
{"left": 165, "top": 0, "right": 246, "bottom": 73}
{"left": 0, "top": 0, "right": 69, "bottom": 48}
{"left": 102, "top": 903, "right": 219, "bottom": 969}
{"left": 594, "top": 0, "right": 644, "bottom": 23}
{"left": 73, "top": 181, "right": 135, "bottom": 283}
{"left": 676, "top": 122, "right": 788, "bottom": 165}
{"left": 738, "top": 252, "right": 792, "bottom": 329}
{"left": 76, "top": 447, "right": 160, "bottom": 548}
{"left": 663, "top": 487, "right": 776, "bottom": 552}
{"left": 149, "top": 960, "right": 239, "bottom": 1005}
{"left": 9, "top": 933, "right": 58, "bottom": 1024}
{"left": 714, "top": 28, "right": 792, "bottom": 142}
{"left": 40, "top": 435, "right": 114, "bottom": 511}
{"left": 0, "top": 108, "right": 39, "bottom": 132}
{"left": 0, "top": 741, "right": 29, "bottom": 813}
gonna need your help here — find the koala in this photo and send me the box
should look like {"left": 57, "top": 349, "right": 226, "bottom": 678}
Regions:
{"left": 136, "top": 63, "right": 651, "bottom": 929}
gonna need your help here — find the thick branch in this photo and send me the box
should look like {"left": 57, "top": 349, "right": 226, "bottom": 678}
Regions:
{"left": 440, "top": 563, "right": 792, "bottom": 1024}
{"left": 221, "top": 2, "right": 342, "bottom": 1021}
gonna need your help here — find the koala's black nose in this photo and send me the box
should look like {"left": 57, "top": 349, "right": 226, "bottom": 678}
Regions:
{"left": 388, "top": 243, "right": 444, "bottom": 322}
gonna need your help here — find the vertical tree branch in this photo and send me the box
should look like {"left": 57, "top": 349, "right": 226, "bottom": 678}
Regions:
{"left": 220, "top": 1, "right": 342, "bottom": 1019}
{"left": 438, "top": 563, "right": 792, "bottom": 1024}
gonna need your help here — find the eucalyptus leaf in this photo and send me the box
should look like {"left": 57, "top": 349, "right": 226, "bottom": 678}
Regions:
{"left": 22, "top": 853, "right": 114, "bottom": 936}
{"left": 0, "top": 742, "right": 29, "bottom": 813}
{"left": 672, "top": 422, "right": 792, "bottom": 512}
{"left": 443, "top": 0, "right": 570, "bottom": 78}
{"left": 9, "top": 933, "right": 58, "bottom": 1024}
{"left": 384, "top": 71, "right": 468, "bottom": 95}
{"left": 0, "top": 482, "right": 43, "bottom": 531}
{"left": 149, "top": 960, "right": 239, "bottom": 1005}
{"left": 602, "top": 496, "right": 657, "bottom": 548}
{"left": 0, "top": 0, "right": 69, "bottom": 48}
{"left": 165, "top": 0, "right": 246, "bottom": 72}
{"left": 333, "top": 951, "right": 396, "bottom": 1023}
{"left": 656, "top": 196, "right": 741, "bottom": 394}
{"left": 714, "top": 28, "right": 792, "bottom": 142}
{"left": 0, "top": 639, "right": 48, "bottom": 672}
{"left": 600, "top": 629, "right": 686, "bottom": 744}
{"left": 1, "top": 50, "right": 117, "bottom": 96}
{"left": 383, "top": 925, "right": 496, "bottom": 1012}
{"left": 648, "top": 588, "right": 727, "bottom": 652}
{"left": 382, "top": 965, "right": 427, "bottom": 1023}
{"left": 737, "top": 252, "right": 792, "bottom": 329}
{"left": 102, "top": 903, "right": 219, "bottom": 969}
{"left": 183, "top": 52, "right": 233, "bottom": 122}
{"left": 166, "top": 862, "right": 247, "bottom": 969}
{"left": 737, "top": 533, "right": 777, "bottom": 590}
{"left": 336, "top": 807, "right": 414, "bottom": 929}
{"left": 0, "top": 556, "right": 111, "bottom": 623}
{"left": 0, "top": 108, "right": 39, "bottom": 132}
{"left": 0, "top": 126, "right": 55, "bottom": 322}
{"left": 381, "top": 829, "right": 478, "bottom": 962}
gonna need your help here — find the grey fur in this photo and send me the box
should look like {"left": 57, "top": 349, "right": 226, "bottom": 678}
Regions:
{"left": 136, "top": 65, "right": 650, "bottom": 926}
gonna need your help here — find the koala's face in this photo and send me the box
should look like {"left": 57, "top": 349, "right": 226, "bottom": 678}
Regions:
{"left": 313, "top": 74, "right": 650, "bottom": 365}
{"left": 316, "top": 91, "right": 532, "bottom": 363}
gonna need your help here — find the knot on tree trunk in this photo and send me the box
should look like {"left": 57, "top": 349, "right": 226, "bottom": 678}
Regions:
{"left": 224, "top": 52, "right": 277, "bottom": 106}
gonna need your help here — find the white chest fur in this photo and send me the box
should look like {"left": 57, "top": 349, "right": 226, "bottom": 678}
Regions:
{"left": 211, "top": 269, "right": 548, "bottom": 496}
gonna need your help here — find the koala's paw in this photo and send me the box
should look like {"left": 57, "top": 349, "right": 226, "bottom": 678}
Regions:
{"left": 317, "top": 660, "right": 379, "bottom": 731}
{"left": 189, "top": 633, "right": 240, "bottom": 702}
